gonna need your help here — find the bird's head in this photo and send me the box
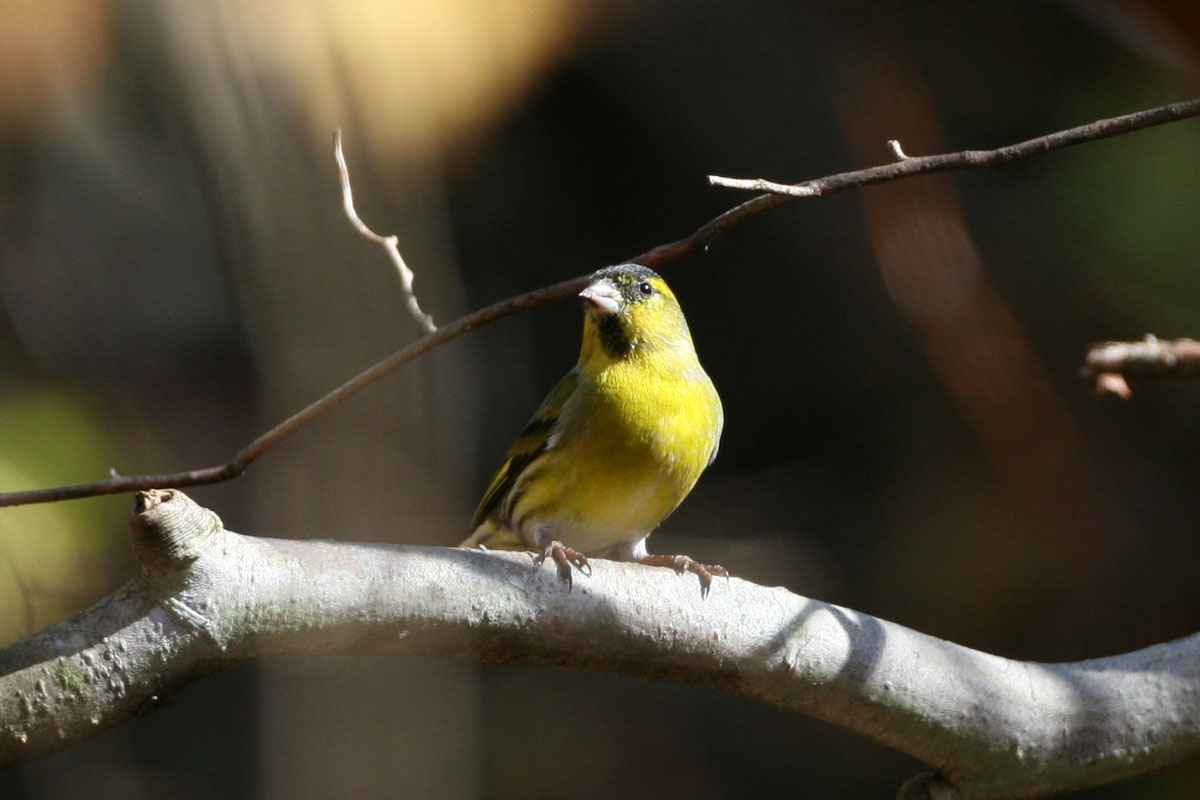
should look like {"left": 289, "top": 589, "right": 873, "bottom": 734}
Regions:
{"left": 578, "top": 264, "right": 695, "bottom": 362}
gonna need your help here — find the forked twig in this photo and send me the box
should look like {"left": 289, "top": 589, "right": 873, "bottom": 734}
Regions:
{"left": 707, "top": 97, "right": 1200, "bottom": 199}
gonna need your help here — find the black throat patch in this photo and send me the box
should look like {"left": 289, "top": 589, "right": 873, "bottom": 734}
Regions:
{"left": 596, "top": 313, "right": 632, "bottom": 358}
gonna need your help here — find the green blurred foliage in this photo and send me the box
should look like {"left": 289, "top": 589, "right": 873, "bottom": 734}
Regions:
{"left": 0, "top": 384, "right": 132, "bottom": 644}
{"left": 1053, "top": 117, "right": 1200, "bottom": 329}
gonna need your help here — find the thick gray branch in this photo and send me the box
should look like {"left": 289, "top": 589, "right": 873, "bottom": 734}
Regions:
{"left": 2, "top": 491, "right": 1198, "bottom": 799}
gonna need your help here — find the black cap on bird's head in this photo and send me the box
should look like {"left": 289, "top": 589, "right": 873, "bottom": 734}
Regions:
{"left": 580, "top": 264, "right": 666, "bottom": 316}
{"left": 578, "top": 264, "right": 691, "bottom": 359}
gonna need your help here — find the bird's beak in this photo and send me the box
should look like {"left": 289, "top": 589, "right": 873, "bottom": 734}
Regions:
{"left": 580, "top": 278, "right": 621, "bottom": 315}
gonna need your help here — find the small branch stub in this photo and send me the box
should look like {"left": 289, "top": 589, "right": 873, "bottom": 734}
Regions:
{"left": 706, "top": 174, "right": 821, "bottom": 196}
{"left": 888, "top": 139, "right": 911, "bottom": 160}
{"left": 1083, "top": 336, "right": 1200, "bottom": 397}
{"left": 129, "top": 488, "right": 224, "bottom": 576}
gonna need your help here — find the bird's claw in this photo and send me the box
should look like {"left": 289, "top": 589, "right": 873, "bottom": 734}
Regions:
{"left": 532, "top": 540, "right": 591, "bottom": 589}
{"left": 638, "top": 554, "right": 728, "bottom": 598}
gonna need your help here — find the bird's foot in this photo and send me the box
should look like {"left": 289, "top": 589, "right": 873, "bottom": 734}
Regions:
{"left": 637, "top": 554, "right": 729, "bottom": 598}
{"left": 532, "top": 540, "right": 591, "bottom": 589}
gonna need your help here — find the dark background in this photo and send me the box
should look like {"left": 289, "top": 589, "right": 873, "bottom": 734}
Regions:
{"left": 2, "top": 1, "right": 1199, "bottom": 797}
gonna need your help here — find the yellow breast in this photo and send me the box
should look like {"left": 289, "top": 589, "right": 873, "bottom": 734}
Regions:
{"left": 509, "top": 353, "right": 722, "bottom": 553}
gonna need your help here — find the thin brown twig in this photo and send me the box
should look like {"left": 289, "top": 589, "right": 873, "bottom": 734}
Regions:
{"left": 2, "top": 98, "right": 1199, "bottom": 507}
{"left": 708, "top": 96, "right": 1200, "bottom": 198}
{"left": 1083, "top": 335, "right": 1200, "bottom": 397}
{"left": 334, "top": 129, "right": 436, "bottom": 333}
{"left": 0, "top": 275, "right": 588, "bottom": 507}
{"left": 628, "top": 192, "right": 793, "bottom": 268}
{"left": 634, "top": 99, "right": 1200, "bottom": 268}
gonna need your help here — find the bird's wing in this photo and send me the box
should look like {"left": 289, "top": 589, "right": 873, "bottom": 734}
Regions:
{"left": 469, "top": 369, "right": 579, "bottom": 532}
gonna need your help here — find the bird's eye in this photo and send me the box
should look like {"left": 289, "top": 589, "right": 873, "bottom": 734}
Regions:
{"left": 638, "top": 281, "right": 654, "bottom": 296}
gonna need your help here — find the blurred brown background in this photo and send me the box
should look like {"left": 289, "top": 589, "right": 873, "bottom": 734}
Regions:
{"left": 2, "top": 1, "right": 1199, "bottom": 798}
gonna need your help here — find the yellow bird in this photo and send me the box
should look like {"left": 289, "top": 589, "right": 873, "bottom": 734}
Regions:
{"left": 462, "top": 264, "right": 725, "bottom": 595}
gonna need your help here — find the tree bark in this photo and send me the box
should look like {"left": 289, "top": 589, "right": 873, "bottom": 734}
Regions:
{"left": 2, "top": 490, "right": 1198, "bottom": 799}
